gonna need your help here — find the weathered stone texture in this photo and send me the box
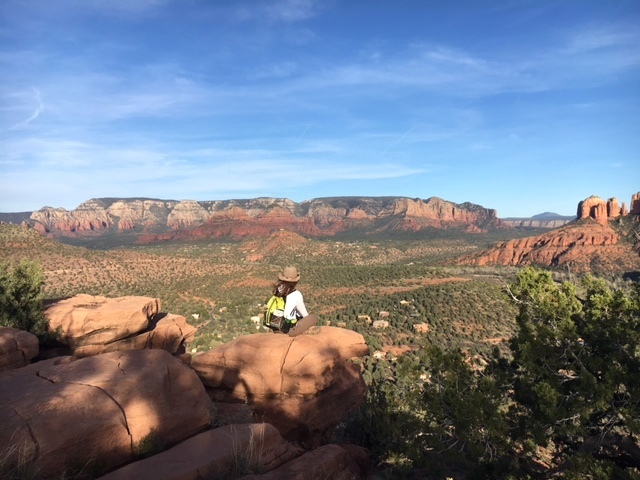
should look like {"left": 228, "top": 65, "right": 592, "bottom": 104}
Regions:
{"left": 191, "top": 327, "right": 369, "bottom": 447}
{"left": 99, "top": 423, "right": 302, "bottom": 480}
{"left": 0, "top": 349, "right": 212, "bottom": 477}
{"left": 0, "top": 326, "right": 39, "bottom": 371}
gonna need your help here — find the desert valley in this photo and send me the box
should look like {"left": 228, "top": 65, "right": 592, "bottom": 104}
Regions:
{"left": 1, "top": 192, "right": 639, "bottom": 480}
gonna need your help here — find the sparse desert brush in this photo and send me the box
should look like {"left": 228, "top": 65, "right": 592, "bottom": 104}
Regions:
{"left": 0, "top": 441, "right": 40, "bottom": 480}
{"left": 132, "top": 429, "right": 168, "bottom": 459}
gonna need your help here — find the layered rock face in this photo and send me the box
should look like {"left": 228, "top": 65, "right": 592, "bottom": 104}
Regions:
{"left": 27, "top": 196, "right": 502, "bottom": 240}
{"left": 577, "top": 195, "right": 629, "bottom": 225}
{"left": 631, "top": 192, "right": 640, "bottom": 215}
{"left": 461, "top": 223, "right": 619, "bottom": 269}
{"left": 191, "top": 327, "right": 369, "bottom": 448}
{"left": 501, "top": 218, "right": 572, "bottom": 228}
{"left": 31, "top": 199, "right": 115, "bottom": 234}
{"left": 106, "top": 199, "right": 177, "bottom": 230}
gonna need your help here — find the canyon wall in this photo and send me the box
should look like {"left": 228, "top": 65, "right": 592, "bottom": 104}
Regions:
{"left": 26, "top": 196, "right": 503, "bottom": 240}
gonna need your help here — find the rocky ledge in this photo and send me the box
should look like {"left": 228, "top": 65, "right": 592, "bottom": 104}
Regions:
{"left": 0, "top": 296, "right": 370, "bottom": 480}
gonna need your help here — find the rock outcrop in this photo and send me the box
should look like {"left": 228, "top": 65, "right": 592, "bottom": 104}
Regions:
{"left": 31, "top": 199, "right": 115, "bottom": 234}
{"left": 460, "top": 222, "right": 619, "bottom": 270}
{"left": 1, "top": 301, "right": 371, "bottom": 479}
{"left": 44, "top": 295, "right": 195, "bottom": 357}
{"left": 465, "top": 192, "right": 640, "bottom": 272}
{"left": 238, "top": 443, "right": 366, "bottom": 480}
{"left": 577, "top": 194, "right": 634, "bottom": 224}
{"left": 25, "top": 196, "right": 503, "bottom": 241}
{"left": 99, "top": 423, "right": 303, "bottom": 480}
{"left": 106, "top": 198, "right": 177, "bottom": 230}
{"left": 631, "top": 192, "right": 640, "bottom": 216}
{"left": 191, "top": 327, "right": 369, "bottom": 448}
{"left": 0, "top": 327, "right": 39, "bottom": 372}
{"left": 0, "top": 349, "right": 213, "bottom": 477}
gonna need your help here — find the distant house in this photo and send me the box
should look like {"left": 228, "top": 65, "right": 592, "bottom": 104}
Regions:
{"left": 413, "top": 323, "right": 429, "bottom": 334}
{"left": 378, "top": 311, "right": 390, "bottom": 318}
{"left": 373, "top": 320, "right": 389, "bottom": 329}
{"left": 357, "top": 315, "right": 372, "bottom": 324}
{"left": 400, "top": 300, "right": 411, "bottom": 305}
{"left": 250, "top": 316, "right": 261, "bottom": 325}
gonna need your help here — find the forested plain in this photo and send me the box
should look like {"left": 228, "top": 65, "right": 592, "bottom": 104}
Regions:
{"left": 1, "top": 223, "right": 638, "bottom": 479}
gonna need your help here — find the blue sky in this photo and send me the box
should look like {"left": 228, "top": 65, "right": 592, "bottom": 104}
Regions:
{"left": 1, "top": 0, "right": 638, "bottom": 217}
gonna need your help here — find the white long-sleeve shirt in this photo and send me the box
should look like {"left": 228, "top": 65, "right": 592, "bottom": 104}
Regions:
{"left": 284, "top": 290, "right": 308, "bottom": 320}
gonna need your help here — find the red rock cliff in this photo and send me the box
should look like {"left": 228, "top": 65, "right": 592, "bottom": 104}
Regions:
{"left": 31, "top": 196, "right": 502, "bottom": 241}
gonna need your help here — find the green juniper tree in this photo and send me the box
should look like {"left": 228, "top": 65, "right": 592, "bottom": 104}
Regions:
{"left": 507, "top": 267, "right": 640, "bottom": 477}
{"left": 0, "top": 260, "right": 50, "bottom": 341}
{"left": 348, "top": 267, "right": 640, "bottom": 479}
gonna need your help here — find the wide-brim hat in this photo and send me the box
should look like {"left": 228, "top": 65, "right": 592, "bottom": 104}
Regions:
{"left": 278, "top": 266, "right": 300, "bottom": 282}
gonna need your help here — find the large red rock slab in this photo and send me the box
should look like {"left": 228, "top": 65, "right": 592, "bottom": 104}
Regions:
{"left": 237, "top": 444, "right": 365, "bottom": 480}
{"left": 0, "top": 349, "right": 212, "bottom": 477}
{"left": 0, "top": 326, "right": 39, "bottom": 371}
{"left": 72, "top": 313, "right": 196, "bottom": 358}
{"left": 191, "top": 327, "right": 369, "bottom": 447}
{"left": 99, "top": 423, "right": 303, "bottom": 480}
{"left": 44, "top": 294, "right": 160, "bottom": 347}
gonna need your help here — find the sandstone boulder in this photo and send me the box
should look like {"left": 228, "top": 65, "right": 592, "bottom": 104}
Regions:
{"left": 42, "top": 295, "right": 194, "bottom": 357}
{"left": 237, "top": 444, "right": 365, "bottom": 480}
{"left": 72, "top": 312, "right": 196, "bottom": 358}
{"left": 0, "top": 327, "right": 39, "bottom": 372}
{"left": 191, "top": 327, "right": 369, "bottom": 447}
{"left": 99, "top": 423, "right": 302, "bottom": 480}
{"left": 0, "top": 349, "right": 212, "bottom": 478}
{"left": 45, "top": 294, "right": 160, "bottom": 347}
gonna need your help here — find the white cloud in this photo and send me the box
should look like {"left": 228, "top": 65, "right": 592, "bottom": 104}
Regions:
{"left": 9, "top": 88, "right": 43, "bottom": 130}
{"left": 0, "top": 133, "right": 425, "bottom": 211}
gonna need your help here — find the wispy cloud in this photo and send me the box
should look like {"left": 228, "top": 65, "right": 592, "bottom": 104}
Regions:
{"left": 266, "top": 0, "right": 320, "bottom": 22}
{"left": 233, "top": 0, "right": 321, "bottom": 24}
{"left": 0, "top": 134, "right": 425, "bottom": 210}
{"left": 9, "top": 87, "right": 43, "bottom": 130}
{"left": 1, "top": 2, "right": 638, "bottom": 214}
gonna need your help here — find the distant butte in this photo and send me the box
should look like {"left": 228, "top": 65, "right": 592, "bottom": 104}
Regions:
{"left": 461, "top": 191, "right": 640, "bottom": 273}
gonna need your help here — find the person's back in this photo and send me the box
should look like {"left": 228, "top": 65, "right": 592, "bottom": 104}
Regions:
{"left": 267, "top": 266, "right": 316, "bottom": 336}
